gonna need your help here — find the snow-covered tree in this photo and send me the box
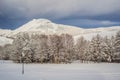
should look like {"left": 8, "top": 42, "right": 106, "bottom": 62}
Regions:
{"left": 12, "top": 33, "right": 30, "bottom": 62}
{"left": 33, "top": 34, "right": 49, "bottom": 63}
{"left": 47, "top": 34, "right": 63, "bottom": 63}
{"left": 0, "top": 44, "right": 13, "bottom": 60}
{"left": 75, "top": 36, "right": 88, "bottom": 62}
{"left": 3, "top": 44, "right": 13, "bottom": 60}
{"left": 61, "top": 34, "right": 74, "bottom": 63}
{"left": 114, "top": 31, "right": 120, "bottom": 62}
{"left": 4, "top": 32, "right": 120, "bottom": 63}
{"left": 102, "top": 36, "right": 115, "bottom": 62}
{"left": 0, "top": 46, "right": 3, "bottom": 60}
{"left": 88, "top": 34, "right": 104, "bottom": 62}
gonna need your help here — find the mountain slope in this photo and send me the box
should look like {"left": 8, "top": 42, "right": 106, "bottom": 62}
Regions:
{"left": 0, "top": 18, "right": 120, "bottom": 46}
{"left": 14, "top": 19, "right": 120, "bottom": 40}
{"left": 13, "top": 19, "right": 120, "bottom": 37}
{"left": 14, "top": 19, "right": 83, "bottom": 36}
{"left": 0, "top": 29, "right": 12, "bottom": 36}
{"left": 74, "top": 26, "right": 120, "bottom": 40}
{"left": 0, "top": 36, "right": 13, "bottom": 46}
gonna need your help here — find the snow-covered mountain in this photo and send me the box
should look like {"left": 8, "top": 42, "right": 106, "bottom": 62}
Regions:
{"left": 74, "top": 26, "right": 120, "bottom": 40}
{"left": 0, "top": 36, "right": 13, "bottom": 46}
{"left": 0, "top": 29, "right": 13, "bottom": 46}
{"left": 12, "top": 19, "right": 120, "bottom": 40}
{"left": 0, "top": 18, "right": 120, "bottom": 46}
{"left": 14, "top": 19, "right": 83, "bottom": 36}
{"left": 0, "top": 29, "right": 12, "bottom": 36}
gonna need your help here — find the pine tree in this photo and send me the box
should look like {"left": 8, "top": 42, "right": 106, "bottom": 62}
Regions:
{"left": 102, "top": 36, "right": 115, "bottom": 62}
{"left": 88, "top": 34, "right": 103, "bottom": 62}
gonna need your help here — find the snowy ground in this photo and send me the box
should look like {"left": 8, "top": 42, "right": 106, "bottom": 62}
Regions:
{"left": 0, "top": 61, "right": 120, "bottom": 80}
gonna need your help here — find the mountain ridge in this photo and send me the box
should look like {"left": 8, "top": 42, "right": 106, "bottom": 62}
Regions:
{"left": 0, "top": 19, "right": 120, "bottom": 37}
{"left": 0, "top": 19, "right": 120, "bottom": 46}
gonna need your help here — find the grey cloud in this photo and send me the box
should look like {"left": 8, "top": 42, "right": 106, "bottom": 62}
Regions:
{"left": 55, "top": 19, "right": 120, "bottom": 28}
{"left": 0, "top": 0, "right": 120, "bottom": 19}
{"left": 0, "top": 0, "right": 120, "bottom": 29}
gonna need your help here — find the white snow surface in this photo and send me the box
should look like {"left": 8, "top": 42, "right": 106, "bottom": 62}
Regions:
{"left": 14, "top": 19, "right": 83, "bottom": 36}
{"left": 0, "top": 29, "right": 12, "bottom": 36}
{"left": 14, "top": 19, "right": 120, "bottom": 38}
{"left": 0, "top": 60, "right": 120, "bottom": 80}
{"left": 0, "top": 19, "right": 120, "bottom": 37}
{"left": 0, "top": 36, "right": 13, "bottom": 46}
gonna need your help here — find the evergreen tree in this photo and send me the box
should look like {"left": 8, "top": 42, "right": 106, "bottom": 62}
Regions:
{"left": 88, "top": 34, "right": 104, "bottom": 62}
{"left": 102, "top": 36, "right": 115, "bottom": 62}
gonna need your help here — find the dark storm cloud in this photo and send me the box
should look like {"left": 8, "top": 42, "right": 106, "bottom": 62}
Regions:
{"left": 0, "top": 0, "right": 120, "bottom": 29}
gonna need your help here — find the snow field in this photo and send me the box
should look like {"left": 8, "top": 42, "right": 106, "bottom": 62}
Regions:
{"left": 0, "top": 61, "right": 120, "bottom": 80}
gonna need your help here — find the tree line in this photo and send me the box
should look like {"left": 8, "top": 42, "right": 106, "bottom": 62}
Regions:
{"left": 0, "top": 31, "right": 120, "bottom": 63}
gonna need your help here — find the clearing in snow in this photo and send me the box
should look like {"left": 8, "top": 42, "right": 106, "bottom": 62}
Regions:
{"left": 0, "top": 61, "right": 120, "bottom": 80}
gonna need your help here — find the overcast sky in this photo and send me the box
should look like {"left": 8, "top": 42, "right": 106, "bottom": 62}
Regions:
{"left": 0, "top": 0, "right": 120, "bottom": 29}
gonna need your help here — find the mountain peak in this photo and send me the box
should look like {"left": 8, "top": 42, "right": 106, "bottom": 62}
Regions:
{"left": 15, "top": 18, "right": 54, "bottom": 32}
{"left": 12, "top": 18, "right": 119, "bottom": 37}
{"left": 31, "top": 19, "right": 52, "bottom": 23}
{"left": 0, "top": 18, "right": 119, "bottom": 46}
{"left": 13, "top": 18, "right": 83, "bottom": 35}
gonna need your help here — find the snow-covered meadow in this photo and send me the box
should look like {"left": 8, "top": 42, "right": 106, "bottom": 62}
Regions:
{"left": 0, "top": 60, "right": 120, "bottom": 80}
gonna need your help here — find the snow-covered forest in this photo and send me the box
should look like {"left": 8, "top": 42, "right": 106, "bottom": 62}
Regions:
{"left": 0, "top": 31, "right": 120, "bottom": 63}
